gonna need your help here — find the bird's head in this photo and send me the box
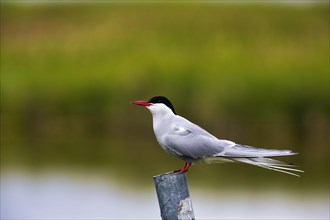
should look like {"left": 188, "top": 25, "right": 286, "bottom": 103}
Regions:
{"left": 132, "top": 96, "right": 177, "bottom": 116}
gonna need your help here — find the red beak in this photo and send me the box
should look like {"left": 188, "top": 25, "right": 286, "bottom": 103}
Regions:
{"left": 132, "top": 100, "right": 152, "bottom": 107}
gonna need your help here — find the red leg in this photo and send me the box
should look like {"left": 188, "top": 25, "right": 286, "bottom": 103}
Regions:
{"left": 180, "top": 162, "right": 191, "bottom": 173}
{"left": 173, "top": 162, "right": 192, "bottom": 173}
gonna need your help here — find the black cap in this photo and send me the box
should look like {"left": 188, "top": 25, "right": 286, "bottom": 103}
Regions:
{"left": 148, "top": 96, "right": 176, "bottom": 114}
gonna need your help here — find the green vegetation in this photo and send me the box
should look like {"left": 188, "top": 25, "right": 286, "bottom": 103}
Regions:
{"left": 1, "top": 3, "right": 329, "bottom": 190}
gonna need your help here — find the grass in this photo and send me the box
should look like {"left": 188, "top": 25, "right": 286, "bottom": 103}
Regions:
{"left": 1, "top": 3, "right": 329, "bottom": 190}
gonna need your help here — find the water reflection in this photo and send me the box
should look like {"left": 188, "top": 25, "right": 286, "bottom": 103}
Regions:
{"left": 1, "top": 171, "right": 328, "bottom": 220}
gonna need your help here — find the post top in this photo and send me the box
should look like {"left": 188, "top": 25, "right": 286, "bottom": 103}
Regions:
{"left": 153, "top": 171, "right": 186, "bottom": 179}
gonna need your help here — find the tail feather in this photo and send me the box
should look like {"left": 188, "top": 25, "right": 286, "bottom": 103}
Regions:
{"left": 220, "top": 144, "right": 298, "bottom": 158}
{"left": 230, "top": 157, "right": 304, "bottom": 177}
{"left": 249, "top": 157, "right": 295, "bottom": 166}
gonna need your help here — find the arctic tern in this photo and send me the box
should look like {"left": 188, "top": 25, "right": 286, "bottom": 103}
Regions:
{"left": 133, "top": 96, "right": 303, "bottom": 176}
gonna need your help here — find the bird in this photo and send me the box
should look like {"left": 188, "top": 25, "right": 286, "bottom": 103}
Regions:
{"left": 132, "top": 96, "right": 303, "bottom": 176}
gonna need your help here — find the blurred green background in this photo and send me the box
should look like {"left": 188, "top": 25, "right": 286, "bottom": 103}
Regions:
{"left": 1, "top": 2, "right": 329, "bottom": 194}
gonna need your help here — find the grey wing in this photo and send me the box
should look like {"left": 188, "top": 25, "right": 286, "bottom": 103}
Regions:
{"left": 163, "top": 119, "right": 230, "bottom": 159}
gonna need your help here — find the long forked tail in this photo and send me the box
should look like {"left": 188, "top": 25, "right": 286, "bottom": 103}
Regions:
{"left": 230, "top": 157, "right": 304, "bottom": 177}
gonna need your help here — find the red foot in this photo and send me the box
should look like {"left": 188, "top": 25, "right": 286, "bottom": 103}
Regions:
{"left": 173, "top": 162, "right": 191, "bottom": 173}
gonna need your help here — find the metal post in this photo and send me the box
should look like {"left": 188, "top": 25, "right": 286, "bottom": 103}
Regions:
{"left": 153, "top": 172, "right": 195, "bottom": 220}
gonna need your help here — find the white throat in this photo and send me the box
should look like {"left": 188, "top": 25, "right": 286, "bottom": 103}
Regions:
{"left": 146, "top": 103, "right": 175, "bottom": 137}
{"left": 147, "top": 103, "right": 175, "bottom": 118}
